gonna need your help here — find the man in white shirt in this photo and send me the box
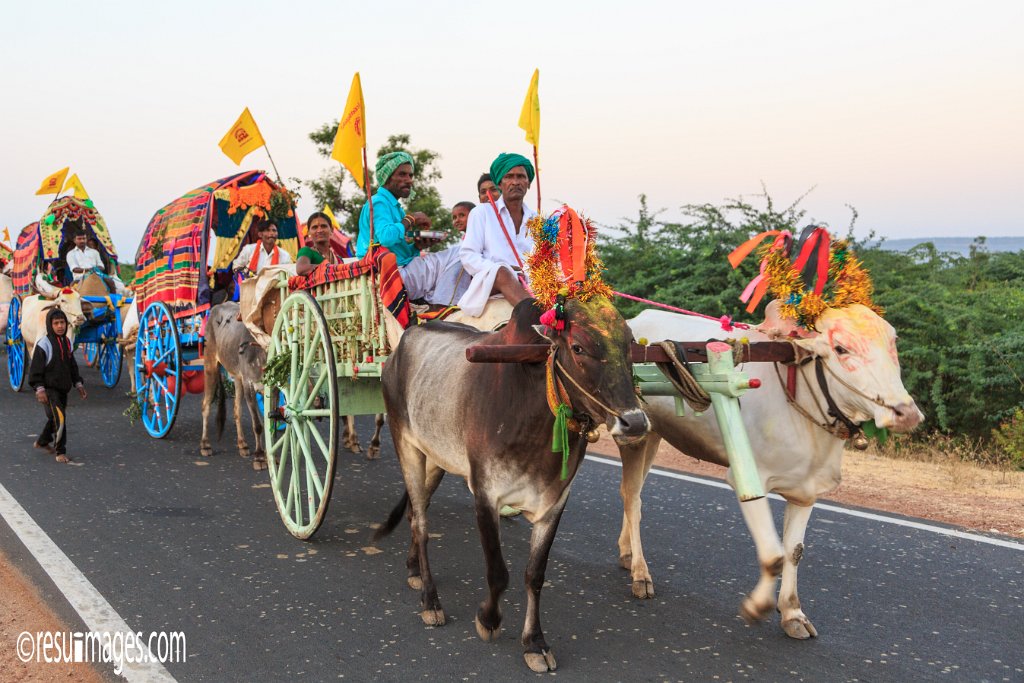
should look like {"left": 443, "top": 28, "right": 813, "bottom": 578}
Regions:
{"left": 458, "top": 153, "right": 537, "bottom": 317}
{"left": 65, "top": 231, "right": 105, "bottom": 283}
{"left": 232, "top": 219, "right": 293, "bottom": 277}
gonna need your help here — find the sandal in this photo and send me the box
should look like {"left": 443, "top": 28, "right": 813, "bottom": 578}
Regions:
{"left": 55, "top": 454, "right": 70, "bottom": 464}
{"left": 33, "top": 442, "right": 55, "bottom": 454}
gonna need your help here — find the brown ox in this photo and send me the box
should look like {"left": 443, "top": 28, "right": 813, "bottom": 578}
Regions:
{"left": 375, "top": 297, "right": 649, "bottom": 672}
{"left": 200, "top": 303, "right": 267, "bottom": 469}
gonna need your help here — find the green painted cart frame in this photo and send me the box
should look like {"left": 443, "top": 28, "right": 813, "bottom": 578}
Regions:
{"left": 261, "top": 270, "right": 390, "bottom": 539}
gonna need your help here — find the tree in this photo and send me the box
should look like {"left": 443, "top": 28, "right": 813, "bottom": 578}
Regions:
{"left": 296, "top": 126, "right": 453, "bottom": 243}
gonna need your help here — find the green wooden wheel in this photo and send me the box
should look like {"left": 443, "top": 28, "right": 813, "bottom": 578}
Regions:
{"left": 263, "top": 291, "right": 339, "bottom": 539}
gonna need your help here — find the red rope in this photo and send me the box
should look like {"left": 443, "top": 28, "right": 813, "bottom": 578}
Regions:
{"left": 611, "top": 290, "right": 751, "bottom": 331}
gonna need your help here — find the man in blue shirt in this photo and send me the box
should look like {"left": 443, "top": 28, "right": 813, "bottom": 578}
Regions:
{"left": 357, "top": 151, "right": 468, "bottom": 307}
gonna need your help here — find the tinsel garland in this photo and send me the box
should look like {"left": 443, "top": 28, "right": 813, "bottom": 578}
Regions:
{"left": 761, "top": 239, "right": 881, "bottom": 330}
{"left": 525, "top": 208, "right": 612, "bottom": 310}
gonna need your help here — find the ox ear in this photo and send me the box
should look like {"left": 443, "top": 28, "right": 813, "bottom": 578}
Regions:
{"left": 532, "top": 325, "right": 556, "bottom": 343}
{"left": 791, "top": 335, "right": 831, "bottom": 360}
{"left": 756, "top": 300, "right": 816, "bottom": 339}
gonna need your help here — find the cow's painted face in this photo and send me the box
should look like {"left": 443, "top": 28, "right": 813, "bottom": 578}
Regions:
{"left": 798, "top": 304, "right": 923, "bottom": 432}
{"left": 537, "top": 297, "right": 649, "bottom": 444}
{"left": 56, "top": 291, "right": 86, "bottom": 329}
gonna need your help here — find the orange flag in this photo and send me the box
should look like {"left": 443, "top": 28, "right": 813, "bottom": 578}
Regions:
{"left": 35, "top": 167, "right": 69, "bottom": 196}
{"left": 330, "top": 73, "right": 367, "bottom": 188}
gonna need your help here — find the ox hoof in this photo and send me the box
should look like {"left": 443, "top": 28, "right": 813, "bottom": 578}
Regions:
{"left": 524, "top": 650, "right": 557, "bottom": 673}
{"left": 251, "top": 458, "right": 267, "bottom": 471}
{"left": 740, "top": 597, "right": 773, "bottom": 623}
{"left": 420, "top": 608, "right": 446, "bottom": 626}
{"left": 407, "top": 576, "right": 423, "bottom": 591}
{"left": 631, "top": 579, "right": 655, "bottom": 599}
{"left": 474, "top": 616, "right": 501, "bottom": 642}
{"left": 782, "top": 616, "right": 818, "bottom": 640}
{"left": 619, "top": 554, "right": 632, "bottom": 570}
{"left": 238, "top": 448, "right": 251, "bottom": 459}
{"left": 366, "top": 446, "right": 380, "bottom": 460}
{"left": 346, "top": 442, "right": 362, "bottom": 454}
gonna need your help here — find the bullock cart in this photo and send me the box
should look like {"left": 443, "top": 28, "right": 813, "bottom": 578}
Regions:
{"left": 131, "top": 171, "right": 302, "bottom": 438}
{"left": 5, "top": 197, "right": 130, "bottom": 391}
{"left": 255, "top": 257, "right": 397, "bottom": 538}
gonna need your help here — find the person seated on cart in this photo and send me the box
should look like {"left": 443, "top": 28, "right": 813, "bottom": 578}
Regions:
{"left": 457, "top": 152, "right": 536, "bottom": 316}
{"left": 232, "top": 218, "right": 292, "bottom": 278}
{"left": 66, "top": 230, "right": 104, "bottom": 284}
{"left": 354, "top": 152, "right": 468, "bottom": 308}
{"left": 294, "top": 212, "right": 341, "bottom": 276}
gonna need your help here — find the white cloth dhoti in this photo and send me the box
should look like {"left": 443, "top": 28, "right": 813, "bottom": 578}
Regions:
{"left": 399, "top": 246, "right": 470, "bottom": 306}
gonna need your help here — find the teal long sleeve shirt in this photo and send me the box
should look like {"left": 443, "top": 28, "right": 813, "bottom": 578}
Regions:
{"left": 355, "top": 188, "right": 418, "bottom": 266}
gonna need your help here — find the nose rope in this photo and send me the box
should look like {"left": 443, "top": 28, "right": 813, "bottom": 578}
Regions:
{"left": 550, "top": 352, "right": 623, "bottom": 419}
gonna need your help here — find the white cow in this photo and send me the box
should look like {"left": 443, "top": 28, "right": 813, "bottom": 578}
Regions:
{"left": 0, "top": 272, "right": 12, "bottom": 337}
{"left": 618, "top": 301, "right": 923, "bottom": 639}
{"left": 21, "top": 289, "right": 87, "bottom": 360}
{"left": 119, "top": 300, "right": 140, "bottom": 392}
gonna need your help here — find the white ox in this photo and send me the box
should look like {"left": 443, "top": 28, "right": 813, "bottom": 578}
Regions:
{"left": 0, "top": 273, "right": 12, "bottom": 337}
{"left": 617, "top": 301, "right": 923, "bottom": 639}
{"left": 20, "top": 289, "right": 88, "bottom": 359}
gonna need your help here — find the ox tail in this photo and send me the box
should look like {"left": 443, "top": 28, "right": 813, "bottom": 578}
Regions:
{"left": 215, "top": 377, "right": 226, "bottom": 440}
{"left": 372, "top": 491, "right": 409, "bottom": 542}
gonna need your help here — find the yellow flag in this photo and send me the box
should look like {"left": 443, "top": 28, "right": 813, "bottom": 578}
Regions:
{"left": 330, "top": 73, "right": 367, "bottom": 188}
{"left": 518, "top": 69, "right": 540, "bottom": 147}
{"left": 35, "top": 167, "right": 69, "bottom": 196}
{"left": 323, "top": 205, "right": 340, "bottom": 228}
{"left": 63, "top": 173, "right": 90, "bottom": 200}
{"left": 218, "top": 107, "right": 266, "bottom": 165}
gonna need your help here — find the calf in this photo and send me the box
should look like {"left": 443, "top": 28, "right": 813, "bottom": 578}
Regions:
{"left": 375, "top": 297, "right": 649, "bottom": 672}
{"left": 200, "top": 303, "right": 267, "bottom": 470}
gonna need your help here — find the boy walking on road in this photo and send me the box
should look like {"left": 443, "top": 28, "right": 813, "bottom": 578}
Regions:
{"left": 29, "top": 308, "right": 87, "bottom": 463}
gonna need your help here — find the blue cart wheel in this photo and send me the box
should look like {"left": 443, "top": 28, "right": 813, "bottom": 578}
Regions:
{"left": 135, "top": 302, "right": 182, "bottom": 438}
{"left": 83, "top": 342, "right": 99, "bottom": 367}
{"left": 98, "top": 340, "right": 123, "bottom": 388}
{"left": 6, "top": 296, "right": 26, "bottom": 392}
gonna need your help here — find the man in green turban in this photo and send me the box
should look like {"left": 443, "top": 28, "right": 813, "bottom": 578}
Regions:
{"left": 355, "top": 151, "right": 434, "bottom": 264}
{"left": 456, "top": 152, "right": 537, "bottom": 317}
{"left": 356, "top": 150, "right": 469, "bottom": 307}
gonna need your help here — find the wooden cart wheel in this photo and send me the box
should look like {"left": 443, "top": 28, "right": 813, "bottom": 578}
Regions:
{"left": 6, "top": 296, "right": 26, "bottom": 392}
{"left": 263, "top": 291, "right": 339, "bottom": 539}
{"left": 135, "top": 302, "right": 182, "bottom": 438}
{"left": 83, "top": 342, "right": 99, "bottom": 367}
{"left": 98, "top": 336, "right": 123, "bottom": 388}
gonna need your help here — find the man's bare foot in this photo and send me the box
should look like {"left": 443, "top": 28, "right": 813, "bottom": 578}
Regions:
{"left": 55, "top": 455, "right": 70, "bottom": 464}
{"left": 33, "top": 442, "right": 55, "bottom": 454}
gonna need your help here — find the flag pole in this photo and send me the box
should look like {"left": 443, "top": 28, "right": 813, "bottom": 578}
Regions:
{"left": 532, "top": 145, "right": 541, "bottom": 214}
{"left": 362, "top": 147, "right": 375, "bottom": 251}
{"left": 263, "top": 145, "right": 284, "bottom": 184}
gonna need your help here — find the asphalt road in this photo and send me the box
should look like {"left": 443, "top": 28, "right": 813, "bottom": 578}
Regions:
{"left": 0, "top": 358, "right": 1021, "bottom": 682}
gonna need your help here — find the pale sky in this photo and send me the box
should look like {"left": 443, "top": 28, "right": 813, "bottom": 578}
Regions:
{"left": 1, "top": 0, "right": 1021, "bottom": 259}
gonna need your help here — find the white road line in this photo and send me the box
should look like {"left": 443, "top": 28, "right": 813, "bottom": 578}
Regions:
{"left": 585, "top": 454, "right": 1024, "bottom": 552}
{"left": 0, "top": 482, "right": 177, "bottom": 682}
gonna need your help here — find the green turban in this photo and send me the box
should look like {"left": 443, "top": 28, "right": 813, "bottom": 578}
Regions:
{"left": 490, "top": 153, "right": 535, "bottom": 186}
{"left": 375, "top": 151, "right": 415, "bottom": 186}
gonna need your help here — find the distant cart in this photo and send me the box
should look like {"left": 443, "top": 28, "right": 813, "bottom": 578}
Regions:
{"left": 131, "top": 170, "right": 302, "bottom": 438}
{"left": 5, "top": 196, "right": 130, "bottom": 391}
